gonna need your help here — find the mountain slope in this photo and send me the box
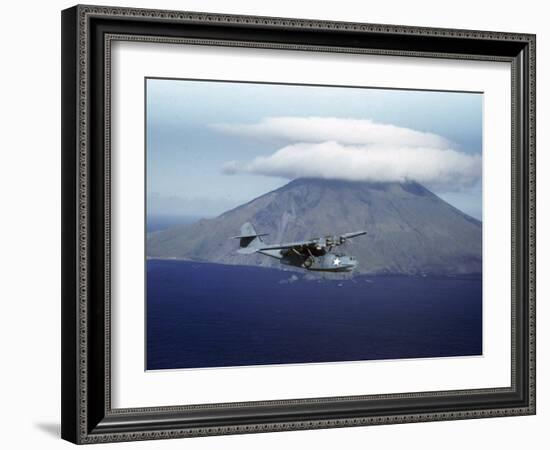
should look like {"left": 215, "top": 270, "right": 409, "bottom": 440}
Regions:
{"left": 147, "top": 179, "right": 482, "bottom": 275}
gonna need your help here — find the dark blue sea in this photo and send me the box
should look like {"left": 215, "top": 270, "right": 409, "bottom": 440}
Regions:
{"left": 146, "top": 260, "right": 482, "bottom": 370}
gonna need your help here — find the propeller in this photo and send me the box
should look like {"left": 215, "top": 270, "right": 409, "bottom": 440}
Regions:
{"left": 330, "top": 231, "right": 367, "bottom": 247}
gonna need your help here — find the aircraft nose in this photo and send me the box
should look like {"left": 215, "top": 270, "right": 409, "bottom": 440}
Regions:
{"left": 346, "top": 257, "right": 358, "bottom": 268}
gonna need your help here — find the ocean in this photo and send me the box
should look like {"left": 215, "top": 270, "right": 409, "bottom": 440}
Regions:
{"left": 146, "top": 260, "right": 482, "bottom": 370}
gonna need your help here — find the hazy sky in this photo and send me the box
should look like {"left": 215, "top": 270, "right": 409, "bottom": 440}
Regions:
{"left": 146, "top": 78, "right": 483, "bottom": 219}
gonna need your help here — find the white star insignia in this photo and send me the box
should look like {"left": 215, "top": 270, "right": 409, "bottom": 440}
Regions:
{"left": 333, "top": 257, "right": 341, "bottom": 266}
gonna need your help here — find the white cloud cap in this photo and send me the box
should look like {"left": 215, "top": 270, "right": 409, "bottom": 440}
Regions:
{"left": 216, "top": 116, "right": 481, "bottom": 191}
{"left": 212, "top": 116, "right": 450, "bottom": 148}
{"left": 223, "top": 141, "right": 481, "bottom": 191}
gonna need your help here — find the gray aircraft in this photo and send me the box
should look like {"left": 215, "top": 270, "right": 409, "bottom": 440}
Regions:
{"left": 233, "top": 222, "right": 366, "bottom": 272}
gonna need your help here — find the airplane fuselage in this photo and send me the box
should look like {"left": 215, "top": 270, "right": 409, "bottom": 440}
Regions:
{"left": 259, "top": 249, "right": 358, "bottom": 272}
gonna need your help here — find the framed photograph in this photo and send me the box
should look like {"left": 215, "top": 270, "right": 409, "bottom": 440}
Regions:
{"left": 61, "top": 5, "right": 536, "bottom": 444}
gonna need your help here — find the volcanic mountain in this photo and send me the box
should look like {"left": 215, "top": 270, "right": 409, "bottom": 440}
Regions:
{"left": 147, "top": 178, "right": 482, "bottom": 275}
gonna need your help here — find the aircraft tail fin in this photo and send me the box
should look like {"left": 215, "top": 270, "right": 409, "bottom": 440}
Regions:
{"left": 232, "top": 222, "right": 267, "bottom": 254}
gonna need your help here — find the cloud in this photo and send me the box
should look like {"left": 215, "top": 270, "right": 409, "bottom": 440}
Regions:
{"left": 222, "top": 141, "right": 481, "bottom": 191}
{"left": 215, "top": 116, "right": 481, "bottom": 191}
{"left": 211, "top": 116, "right": 450, "bottom": 148}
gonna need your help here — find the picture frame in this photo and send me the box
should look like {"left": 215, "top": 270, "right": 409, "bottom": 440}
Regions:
{"left": 61, "top": 4, "right": 536, "bottom": 444}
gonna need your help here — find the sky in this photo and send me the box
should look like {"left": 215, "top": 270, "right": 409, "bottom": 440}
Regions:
{"left": 146, "top": 78, "right": 483, "bottom": 219}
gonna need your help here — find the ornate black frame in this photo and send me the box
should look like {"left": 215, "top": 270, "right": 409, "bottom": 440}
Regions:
{"left": 61, "top": 4, "right": 536, "bottom": 444}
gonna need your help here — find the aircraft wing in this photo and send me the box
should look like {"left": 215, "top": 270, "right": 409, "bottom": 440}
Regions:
{"left": 341, "top": 231, "right": 367, "bottom": 239}
{"left": 258, "top": 231, "right": 366, "bottom": 251}
{"left": 258, "top": 239, "right": 319, "bottom": 251}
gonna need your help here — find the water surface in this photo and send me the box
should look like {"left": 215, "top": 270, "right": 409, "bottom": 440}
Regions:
{"left": 147, "top": 260, "right": 482, "bottom": 370}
